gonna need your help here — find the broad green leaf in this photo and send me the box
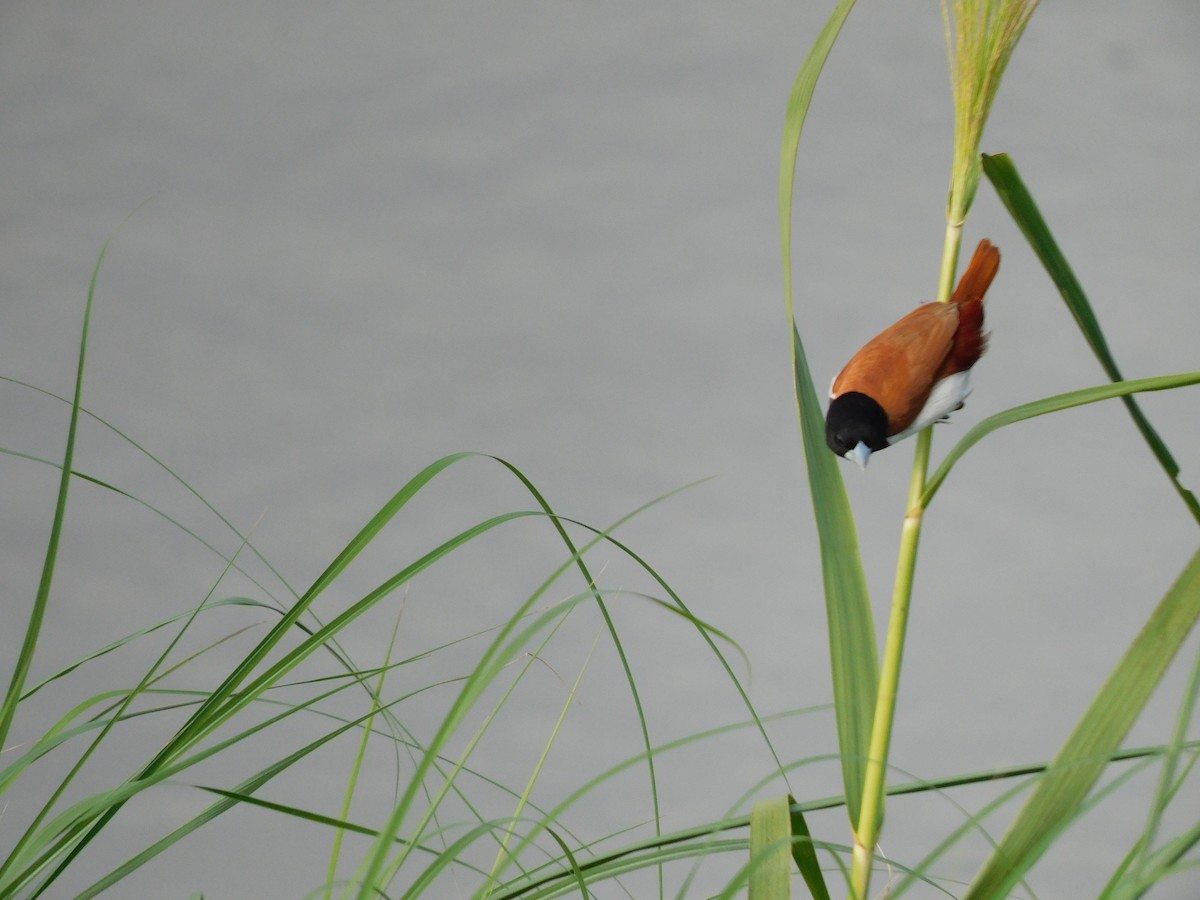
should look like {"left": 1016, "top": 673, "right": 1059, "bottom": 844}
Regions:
{"left": 924, "top": 372, "right": 1200, "bottom": 506}
{"left": 750, "top": 796, "right": 793, "bottom": 900}
{"left": 781, "top": 0, "right": 877, "bottom": 826}
{"left": 982, "top": 152, "right": 1200, "bottom": 524}
{"left": 965, "top": 547, "right": 1200, "bottom": 898}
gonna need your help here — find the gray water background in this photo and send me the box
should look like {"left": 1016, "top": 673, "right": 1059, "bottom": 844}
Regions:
{"left": 2, "top": 2, "right": 1199, "bottom": 897}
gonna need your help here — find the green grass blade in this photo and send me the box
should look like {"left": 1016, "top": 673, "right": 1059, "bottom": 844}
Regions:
{"left": 790, "top": 798, "right": 832, "bottom": 900}
{"left": 982, "top": 152, "right": 1200, "bottom": 524}
{"left": 779, "top": 0, "right": 857, "bottom": 262}
{"left": 0, "top": 235, "right": 111, "bottom": 754}
{"left": 924, "top": 372, "right": 1200, "bottom": 506}
{"left": 326, "top": 610, "right": 405, "bottom": 896}
{"left": 965, "top": 547, "right": 1200, "bottom": 899}
{"left": 487, "top": 458, "right": 669, "bottom": 891}
{"left": 1131, "top": 818, "right": 1200, "bottom": 895}
{"left": 749, "top": 796, "right": 793, "bottom": 899}
{"left": 469, "top": 480, "right": 793, "bottom": 895}
{"left": 486, "top": 633, "right": 598, "bottom": 886}
{"left": 539, "top": 829, "right": 588, "bottom": 900}
{"left": 351, "top": 595, "right": 592, "bottom": 895}
{"left": 780, "top": 0, "right": 877, "bottom": 826}
{"left": 136, "top": 451, "right": 479, "bottom": 772}
{"left": 194, "top": 787, "right": 484, "bottom": 861}
{"left": 792, "top": 326, "right": 879, "bottom": 823}
{"left": 1, "top": 374, "right": 305, "bottom": 603}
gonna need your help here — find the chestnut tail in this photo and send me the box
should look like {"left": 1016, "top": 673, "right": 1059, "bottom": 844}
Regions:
{"left": 950, "top": 239, "right": 1001, "bottom": 306}
{"left": 940, "top": 239, "right": 1000, "bottom": 376}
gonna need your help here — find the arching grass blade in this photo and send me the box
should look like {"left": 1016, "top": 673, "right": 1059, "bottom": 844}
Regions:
{"left": 982, "top": 152, "right": 1200, "bottom": 524}
{"left": 780, "top": 0, "right": 878, "bottom": 827}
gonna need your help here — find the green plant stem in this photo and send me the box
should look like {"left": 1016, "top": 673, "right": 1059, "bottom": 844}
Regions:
{"left": 935, "top": 214, "right": 965, "bottom": 306}
{"left": 849, "top": 428, "right": 933, "bottom": 897}
{"left": 850, "top": 215, "right": 964, "bottom": 898}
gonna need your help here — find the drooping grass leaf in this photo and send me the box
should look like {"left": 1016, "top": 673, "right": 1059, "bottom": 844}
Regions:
{"left": 965, "top": 547, "right": 1200, "bottom": 899}
{"left": 982, "top": 152, "right": 1200, "bottom": 524}
{"left": 923, "top": 372, "right": 1200, "bottom": 506}
{"left": 780, "top": 0, "right": 878, "bottom": 827}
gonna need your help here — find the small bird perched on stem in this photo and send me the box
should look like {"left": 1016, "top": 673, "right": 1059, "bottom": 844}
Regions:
{"left": 825, "top": 239, "right": 1001, "bottom": 468}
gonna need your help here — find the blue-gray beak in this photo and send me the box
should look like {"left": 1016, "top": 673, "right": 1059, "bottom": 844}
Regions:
{"left": 845, "top": 441, "right": 872, "bottom": 469}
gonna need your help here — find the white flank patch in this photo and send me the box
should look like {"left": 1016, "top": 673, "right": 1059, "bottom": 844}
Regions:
{"left": 888, "top": 370, "right": 973, "bottom": 445}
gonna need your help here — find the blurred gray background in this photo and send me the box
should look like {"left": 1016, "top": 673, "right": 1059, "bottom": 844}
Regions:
{"left": 2, "top": 1, "right": 1198, "bottom": 897}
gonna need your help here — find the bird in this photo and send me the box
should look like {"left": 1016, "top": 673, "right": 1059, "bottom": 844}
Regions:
{"left": 825, "top": 239, "right": 1001, "bottom": 468}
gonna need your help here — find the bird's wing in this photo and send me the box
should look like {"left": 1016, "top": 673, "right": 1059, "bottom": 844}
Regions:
{"left": 831, "top": 303, "right": 958, "bottom": 435}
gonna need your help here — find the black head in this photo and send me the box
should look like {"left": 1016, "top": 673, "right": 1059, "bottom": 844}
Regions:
{"left": 825, "top": 392, "right": 890, "bottom": 465}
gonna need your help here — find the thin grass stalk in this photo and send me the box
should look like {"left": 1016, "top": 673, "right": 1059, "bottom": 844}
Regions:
{"left": 849, "top": 427, "right": 935, "bottom": 893}
{"left": 324, "top": 612, "right": 406, "bottom": 898}
{"left": 484, "top": 633, "right": 600, "bottom": 892}
{"left": 850, "top": 6, "right": 1037, "bottom": 895}
{"left": 851, "top": 188, "right": 962, "bottom": 899}
{"left": 347, "top": 595, "right": 591, "bottom": 896}
{"left": 399, "top": 592, "right": 580, "bottom": 893}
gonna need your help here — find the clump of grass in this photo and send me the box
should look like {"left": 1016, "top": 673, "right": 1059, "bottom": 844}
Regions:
{"left": 0, "top": 241, "right": 794, "bottom": 897}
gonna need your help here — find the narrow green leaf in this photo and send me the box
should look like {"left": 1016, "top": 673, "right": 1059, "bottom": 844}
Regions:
{"left": 539, "top": 828, "right": 589, "bottom": 900}
{"left": 965, "top": 547, "right": 1200, "bottom": 899}
{"left": 750, "top": 796, "right": 793, "bottom": 900}
{"left": 790, "top": 798, "right": 832, "bottom": 900}
{"left": 792, "top": 327, "right": 879, "bottom": 826}
{"left": 982, "top": 152, "right": 1200, "bottom": 524}
{"left": 923, "top": 372, "right": 1200, "bottom": 506}
{"left": 0, "top": 230, "right": 110, "bottom": 753}
{"left": 781, "top": 0, "right": 878, "bottom": 826}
